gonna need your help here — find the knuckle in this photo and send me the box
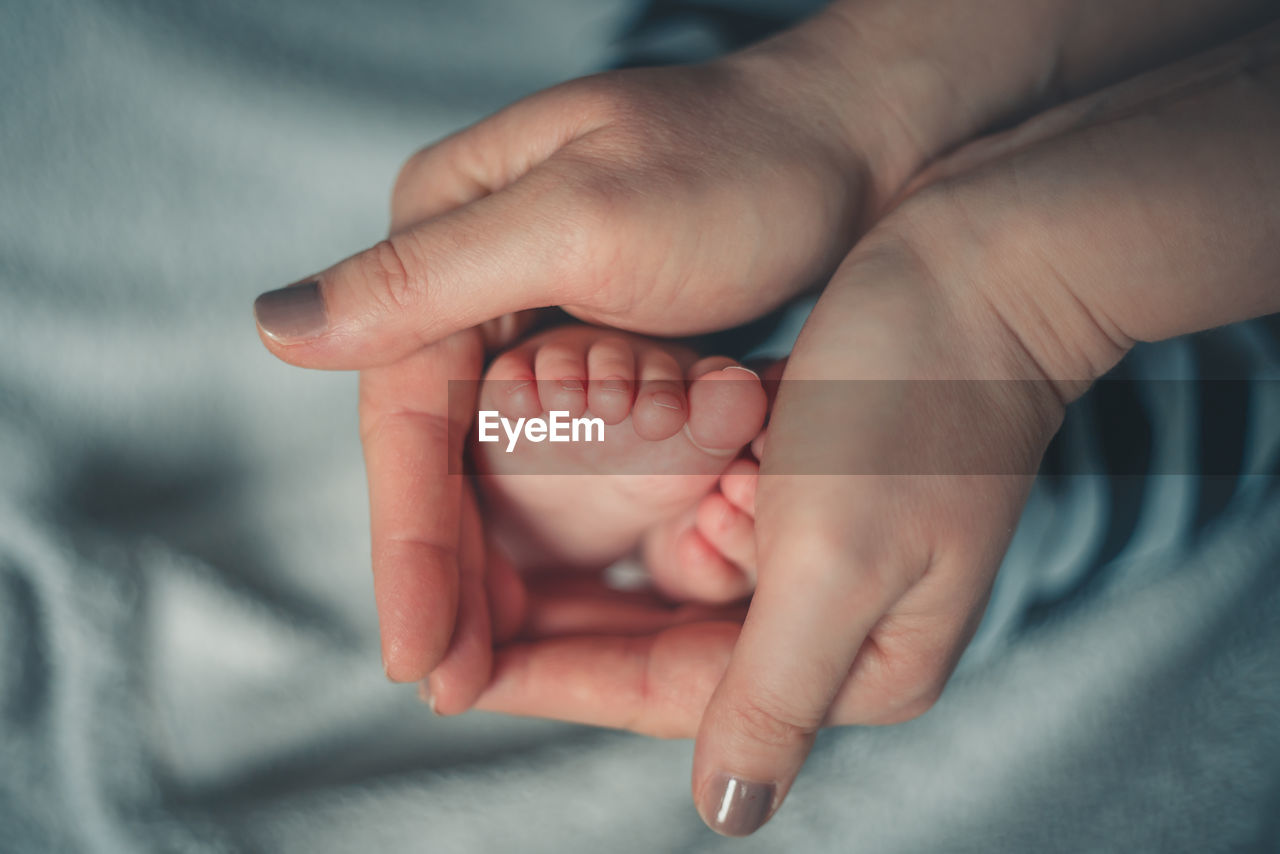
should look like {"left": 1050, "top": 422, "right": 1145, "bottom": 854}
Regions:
{"left": 725, "top": 693, "right": 818, "bottom": 749}
{"left": 560, "top": 73, "right": 652, "bottom": 129}
{"left": 760, "top": 528, "right": 862, "bottom": 589}
{"left": 359, "top": 238, "right": 417, "bottom": 314}
{"left": 873, "top": 645, "right": 952, "bottom": 724}
{"left": 759, "top": 518, "right": 920, "bottom": 613}
{"left": 757, "top": 515, "right": 843, "bottom": 570}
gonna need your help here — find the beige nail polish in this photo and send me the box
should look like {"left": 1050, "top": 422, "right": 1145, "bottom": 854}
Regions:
{"left": 703, "top": 773, "right": 776, "bottom": 836}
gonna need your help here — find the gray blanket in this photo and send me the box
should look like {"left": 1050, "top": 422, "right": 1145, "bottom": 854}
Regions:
{"left": 2, "top": 1, "right": 1277, "bottom": 851}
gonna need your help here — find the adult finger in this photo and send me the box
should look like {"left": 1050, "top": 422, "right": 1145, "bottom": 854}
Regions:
{"left": 686, "top": 306, "right": 956, "bottom": 836}
{"left": 521, "top": 575, "right": 748, "bottom": 639}
{"left": 254, "top": 162, "right": 603, "bottom": 370}
{"left": 691, "top": 470, "right": 917, "bottom": 836}
{"left": 475, "top": 581, "right": 987, "bottom": 734}
{"left": 486, "top": 548, "right": 529, "bottom": 645}
{"left": 475, "top": 622, "right": 742, "bottom": 739}
{"left": 422, "top": 491, "right": 493, "bottom": 714}
{"left": 359, "top": 330, "right": 483, "bottom": 681}
{"left": 824, "top": 557, "right": 993, "bottom": 725}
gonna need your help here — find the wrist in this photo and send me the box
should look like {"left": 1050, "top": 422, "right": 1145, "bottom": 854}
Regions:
{"left": 727, "top": 1, "right": 1068, "bottom": 213}
{"left": 885, "top": 185, "right": 1133, "bottom": 406}
{"left": 793, "top": 228, "right": 1068, "bottom": 474}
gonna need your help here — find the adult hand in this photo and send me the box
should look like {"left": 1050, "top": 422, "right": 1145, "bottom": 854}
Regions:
{"left": 296, "top": 35, "right": 892, "bottom": 692}
{"left": 255, "top": 5, "right": 949, "bottom": 688}
{"left": 472, "top": 24, "right": 1280, "bottom": 834}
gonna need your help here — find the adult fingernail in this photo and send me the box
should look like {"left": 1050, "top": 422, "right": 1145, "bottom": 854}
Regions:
{"left": 702, "top": 773, "right": 776, "bottom": 837}
{"left": 254, "top": 280, "right": 326, "bottom": 341}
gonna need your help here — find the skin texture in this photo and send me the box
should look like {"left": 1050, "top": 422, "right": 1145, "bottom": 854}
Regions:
{"left": 256, "top": 2, "right": 1280, "bottom": 836}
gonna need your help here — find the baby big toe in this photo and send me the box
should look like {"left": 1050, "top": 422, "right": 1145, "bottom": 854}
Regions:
{"left": 482, "top": 349, "right": 541, "bottom": 419}
{"left": 685, "top": 364, "right": 766, "bottom": 454}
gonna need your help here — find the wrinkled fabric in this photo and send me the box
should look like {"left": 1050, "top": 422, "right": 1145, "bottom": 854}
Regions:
{"left": 1, "top": 2, "right": 1277, "bottom": 852}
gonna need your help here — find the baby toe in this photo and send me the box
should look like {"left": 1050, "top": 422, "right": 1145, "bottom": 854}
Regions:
{"left": 646, "top": 524, "right": 754, "bottom": 604}
{"left": 533, "top": 341, "right": 588, "bottom": 418}
{"left": 482, "top": 348, "right": 541, "bottom": 419}
{"left": 586, "top": 335, "right": 636, "bottom": 425}
{"left": 694, "top": 491, "right": 757, "bottom": 580}
{"left": 719, "top": 457, "right": 759, "bottom": 516}
{"left": 632, "top": 348, "right": 688, "bottom": 441}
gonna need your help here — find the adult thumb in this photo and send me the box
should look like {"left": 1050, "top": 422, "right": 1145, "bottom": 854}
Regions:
{"left": 691, "top": 474, "right": 913, "bottom": 836}
{"left": 254, "top": 170, "right": 591, "bottom": 370}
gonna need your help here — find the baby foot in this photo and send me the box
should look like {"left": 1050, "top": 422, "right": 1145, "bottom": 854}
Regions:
{"left": 641, "top": 361, "right": 783, "bottom": 603}
{"left": 641, "top": 455, "right": 761, "bottom": 603}
{"left": 474, "top": 325, "right": 766, "bottom": 572}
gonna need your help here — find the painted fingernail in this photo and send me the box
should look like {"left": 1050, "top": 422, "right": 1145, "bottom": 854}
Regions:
{"left": 703, "top": 774, "right": 776, "bottom": 837}
{"left": 254, "top": 280, "right": 327, "bottom": 341}
{"left": 651, "top": 391, "right": 683, "bottom": 411}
